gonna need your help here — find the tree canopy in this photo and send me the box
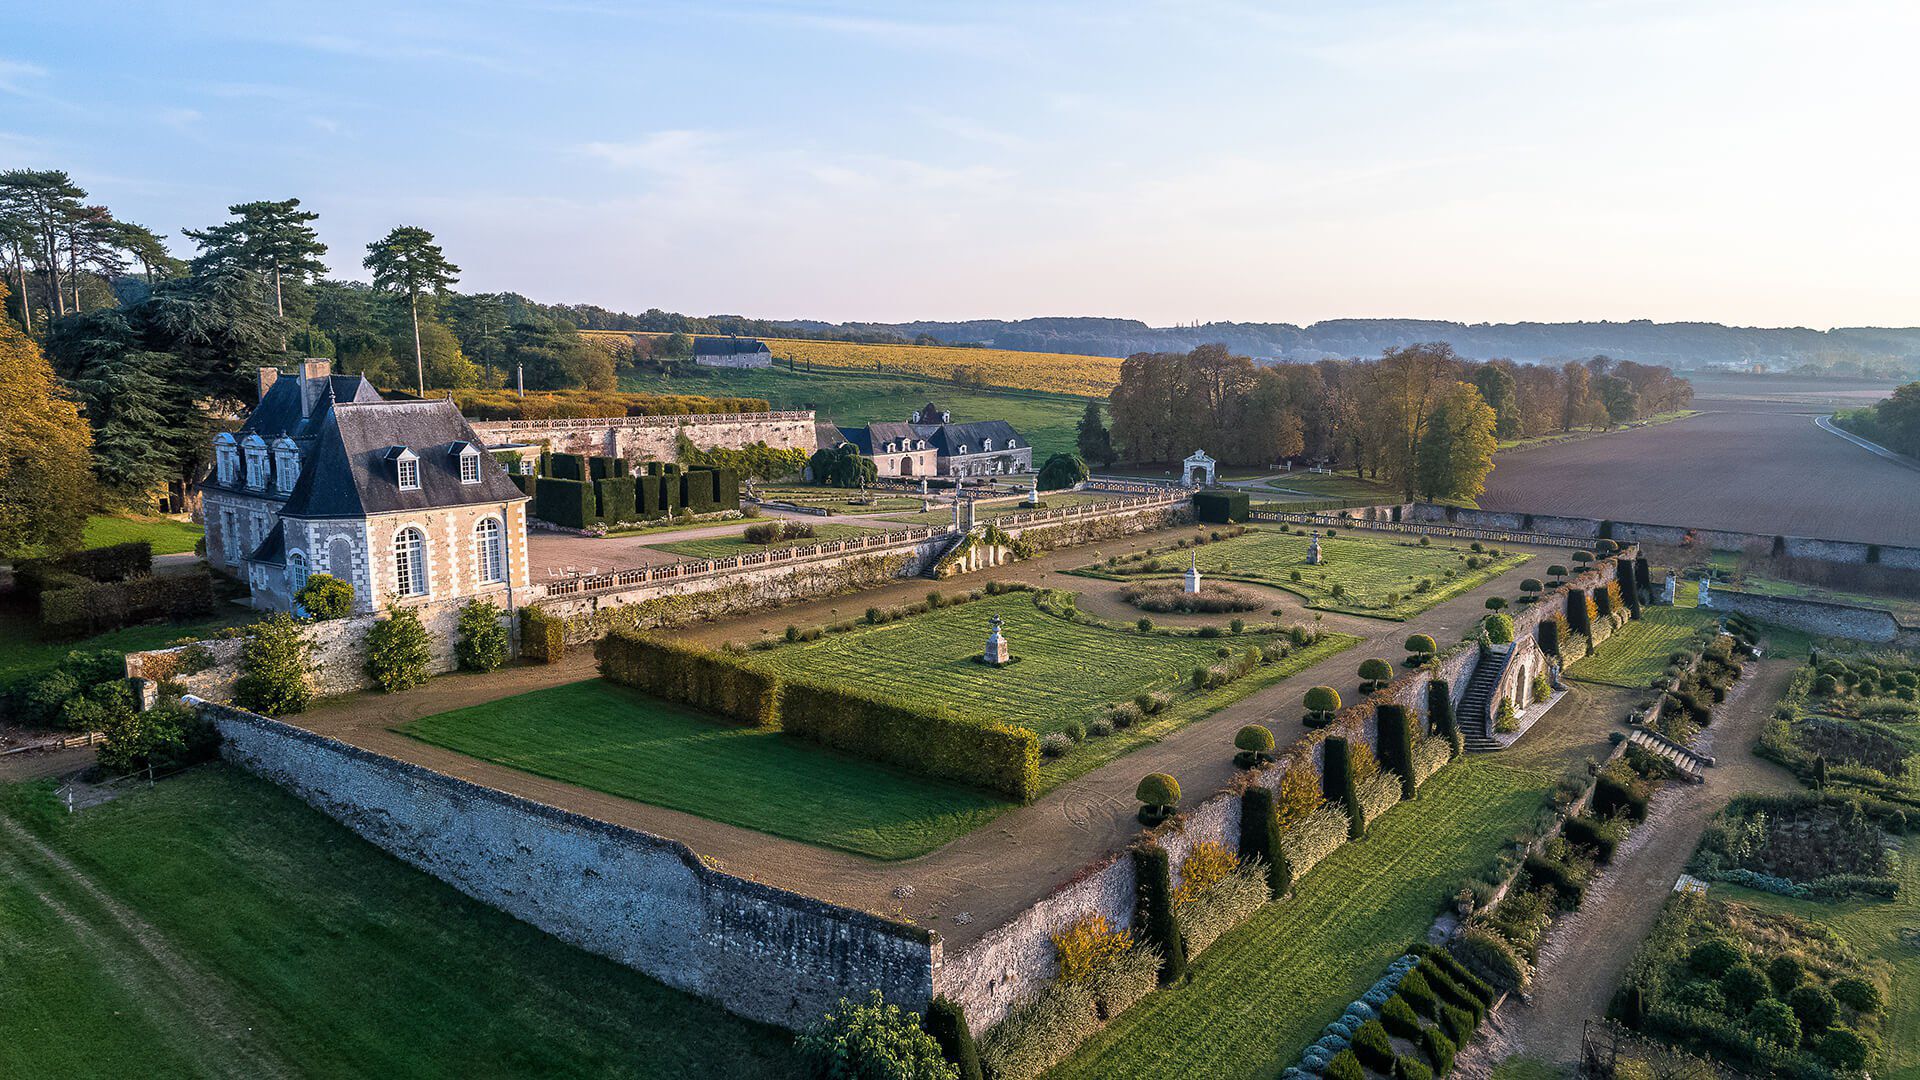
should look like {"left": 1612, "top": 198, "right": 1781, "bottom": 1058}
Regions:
{"left": 0, "top": 284, "right": 94, "bottom": 555}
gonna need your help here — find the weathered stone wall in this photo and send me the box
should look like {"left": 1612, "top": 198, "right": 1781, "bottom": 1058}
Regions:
{"left": 125, "top": 597, "right": 492, "bottom": 701}
{"left": 1702, "top": 588, "right": 1920, "bottom": 649}
{"left": 469, "top": 411, "right": 817, "bottom": 464}
{"left": 200, "top": 699, "right": 935, "bottom": 1029}
{"left": 1409, "top": 504, "right": 1920, "bottom": 571}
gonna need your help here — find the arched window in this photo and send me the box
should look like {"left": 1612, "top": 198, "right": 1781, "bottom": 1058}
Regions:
{"left": 958, "top": 444, "right": 969, "bottom": 455}
{"left": 983, "top": 438, "right": 994, "bottom": 451}
{"left": 1007, "top": 438, "right": 1017, "bottom": 448}
{"left": 287, "top": 551, "right": 309, "bottom": 592}
{"left": 393, "top": 527, "right": 427, "bottom": 597}
{"left": 475, "top": 518, "right": 504, "bottom": 584}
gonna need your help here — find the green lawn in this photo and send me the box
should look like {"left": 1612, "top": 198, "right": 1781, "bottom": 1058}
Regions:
{"left": 648, "top": 521, "right": 881, "bottom": 560}
{"left": 873, "top": 491, "right": 1121, "bottom": 527}
{"left": 1566, "top": 605, "right": 1717, "bottom": 688}
{"left": 1248, "top": 472, "right": 1401, "bottom": 502}
{"left": 401, "top": 680, "right": 1010, "bottom": 860}
{"left": 1712, "top": 842, "right": 1920, "bottom": 1077}
{"left": 621, "top": 365, "right": 1090, "bottom": 457}
{"left": 0, "top": 768, "right": 798, "bottom": 1080}
{"left": 1086, "top": 527, "right": 1531, "bottom": 620}
{"left": 80, "top": 514, "right": 203, "bottom": 555}
{"left": 743, "top": 591, "right": 1358, "bottom": 788}
{"left": 0, "top": 600, "right": 252, "bottom": 689}
{"left": 1048, "top": 759, "right": 1557, "bottom": 1080}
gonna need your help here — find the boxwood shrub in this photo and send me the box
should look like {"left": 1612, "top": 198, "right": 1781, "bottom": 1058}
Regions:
{"left": 779, "top": 677, "right": 1040, "bottom": 801}
{"left": 597, "top": 630, "right": 780, "bottom": 727}
{"left": 518, "top": 606, "right": 566, "bottom": 664}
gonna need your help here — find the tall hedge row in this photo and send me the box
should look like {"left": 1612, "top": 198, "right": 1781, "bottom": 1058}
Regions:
{"left": 1427, "top": 678, "right": 1461, "bottom": 757}
{"left": 1565, "top": 588, "right": 1592, "bottom": 636}
{"left": 518, "top": 606, "right": 566, "bottom": 663}
{"left": 778, "top": 678, "right": 1040, "bottom": 801}
{"left": 1132, "top": 844, "right": 1188, "bottom": 983}
{"left": 1323, "top": 735, "right": 1364, "bottom": 839}
{"left": 535, "top": 476, "right": 597, "bottom": 529}
{"left": 1238, "top": 785, "right": 1288, "bottom": 897}
{"left": 16, "top": 541, "right": 154, "bottom": 591}
{"left": 549, "top": 452, "right": 589, "bottom": 480}
{"left": 596, "top": 476, "right": 638, "bottom": 523}
{"left": 596, "top": 630, "right": 779, "bottom": 727}
{"left": 1376, "top": 704, "right": 1420, "bottom": 799}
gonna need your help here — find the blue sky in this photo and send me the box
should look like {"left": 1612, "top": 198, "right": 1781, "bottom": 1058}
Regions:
{"left": 5, "top": 1, "right": 1917, "bottom": 327}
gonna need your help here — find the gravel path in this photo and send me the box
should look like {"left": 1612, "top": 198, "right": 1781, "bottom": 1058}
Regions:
{"left": 1457, "top": 658, "right": 1801, "bottom": 1073}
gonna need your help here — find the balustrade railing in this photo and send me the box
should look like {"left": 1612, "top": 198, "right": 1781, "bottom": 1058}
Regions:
{"left": 1249, "top": 510, "right": 1596, "bottom": 550}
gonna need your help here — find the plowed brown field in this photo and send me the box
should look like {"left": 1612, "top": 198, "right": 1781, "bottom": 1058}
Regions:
{"left": 1480, "top": 378, "right": 1920, "bottom": 546}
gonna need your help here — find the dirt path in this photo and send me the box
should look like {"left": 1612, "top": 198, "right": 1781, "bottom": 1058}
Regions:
{"left": 295, "top": 524, "right": 1564, "bottom": 949}
{"left": 0, "top": 817, "right": 295, "bottom": 1078}
{"left": 1458, "top": 658, "right": 1801, "bottom": 1073}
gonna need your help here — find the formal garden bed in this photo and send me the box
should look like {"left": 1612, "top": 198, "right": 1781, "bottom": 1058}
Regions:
{"left": 1070, "top": 526, "right": 1532, "bottom": 620}
{"left": 1566, "top": 605, "right": 1719, "bottom": 689}
{"left": 0, "top": 767, "right": 795, "bottom": 1078}
{"left": 1759, "top": 651, "right": 1920, "bottom": 815}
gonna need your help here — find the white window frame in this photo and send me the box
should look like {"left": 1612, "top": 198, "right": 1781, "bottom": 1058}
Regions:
{"left": 459, "top": 448, "right": 482, "bottom": 485}
{"left": 393, "top": 526, "right": 428, "bottom": 597}
{"left": 475, "top": 517, "right": 505, "bottom": 584}
{"left": 397, "top": 453, "right": 420, "bottom": 491}
{"left": 287, "top": 550, "right": 309, "bottom": 592}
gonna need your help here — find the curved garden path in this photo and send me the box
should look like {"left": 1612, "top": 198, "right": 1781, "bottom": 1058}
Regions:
{"left": 294, "top": 523, "right": 1568, "bottom": 949}
{"left": 1455, "top": 658, "right": 1801, "bottom": 1076}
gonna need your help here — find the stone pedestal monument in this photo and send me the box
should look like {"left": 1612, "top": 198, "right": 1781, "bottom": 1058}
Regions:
{"left": 1307, "top": 530, "right": 1324, "bottom": 565}
{"left": 984, "top": 615, "right": 1011, "bottom": 665}
{"left": 1025, "top": 476, "right": 1041, "bottom": 506}
{"left": 1661, "top": 571, "right": 1677, "bottom": 605}
{"left": 1184, "top": 551, "right": 1203, "bottom": 594}
{"left": 1697, "top": 577, "right": 1712, "bottom": 608}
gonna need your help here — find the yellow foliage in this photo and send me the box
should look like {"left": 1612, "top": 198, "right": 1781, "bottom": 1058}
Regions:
{"left": 1173, "top": 841, "right": 1240, "bottom": 905}
{"left": 1052, "top": 915, "right": 1135, "bottom": 984}
{"left": 586, "top": 330, "right": 1122, "bottom": 398}
{"left": 1349, "top": 741, "right": 1382, "bottom": 782}
{"left": 1274, "top": 764, "right": 1324, "bottom": 829}
{"left": 0, "top": 285, "right": 94, "bottom": 557}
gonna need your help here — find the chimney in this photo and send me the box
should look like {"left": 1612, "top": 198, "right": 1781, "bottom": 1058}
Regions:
{"left": 257, "top": 367, "right": 280, "bottom": 403}
{"left": 300, "top": 359, "right": 333, "bottom": 418}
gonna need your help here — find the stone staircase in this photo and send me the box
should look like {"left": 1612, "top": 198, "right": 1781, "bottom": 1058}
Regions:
{"left": 1625, "top": 727, "right": 1712, "bottom": 782}
{"left": 918, "top": 531, "right": 969, "bottom": 578}
{"left": 1458, "top": 647, "right": 1511, "bottom": 752}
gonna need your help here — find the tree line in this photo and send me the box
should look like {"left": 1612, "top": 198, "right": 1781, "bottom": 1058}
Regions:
{"left": 1091, "top": 343, "right": 1692, "bottom": 501}
{"left": 1834, "top": 382, "right": 1920, "bottom": 458}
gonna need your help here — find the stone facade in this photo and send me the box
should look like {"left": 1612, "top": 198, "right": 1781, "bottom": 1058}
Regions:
{"left": 469, "top": 412, "right": 817, "bottom": 464}
{"left": 200, "top": 700, "right": 935, "bottom": 1029}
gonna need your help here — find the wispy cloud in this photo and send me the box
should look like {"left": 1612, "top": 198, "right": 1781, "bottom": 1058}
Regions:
{"left": 0, "top": 58, "right": 48, "bottom": 95}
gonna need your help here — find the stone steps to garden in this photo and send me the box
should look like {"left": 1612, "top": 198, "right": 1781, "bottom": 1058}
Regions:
{"left": 1625, "top": 727, "right": 1709, "bottom": 781}
{"left": 1459, "top": 648, "right": 1509, "bottom": 752}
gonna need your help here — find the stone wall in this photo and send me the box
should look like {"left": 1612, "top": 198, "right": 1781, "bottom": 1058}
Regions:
{"left": 1408, "top": 504, "right": 1920, "bottom": 571}
{"left": 1702, "top": 588, "right": 1920, "bottom": 649}
{"left": 200, "top": 699, "right": 935, "bottom": 1029}
{"left": 469, "top": 411, "right": 817, "bottom": 464}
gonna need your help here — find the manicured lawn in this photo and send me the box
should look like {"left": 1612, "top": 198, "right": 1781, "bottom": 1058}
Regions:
{"left": 1049, "top": 759, "right": 1557, "bottom": 1080}
{"left": 1716, "top": 853, "right": 1920, "bottom": 1077}
{"left": 0, "top": 768, "right": 798, "bottom": 1080}
{"left": 649, "top": 521, "right": 881, "bottom": 560}
{"left": 744, "top": 591, "right": 1358, "bottom": 789}
{"left": 1088, "top": 527, "right": 1531, "bottom": 620}
{"left": 0, "top": 600, "right": 251, "bottom": 689}
{"left": 80, "top": 514, "right": 203, "bottom": 555}
{"left": 1566, "top": 605, "right": 1717, "bottom": 688}
{"left": 401, "top": 680, "right": 1010, "bottom": 860}
{"left": 1250, "top": 472, "right": 1401, "bottom": 502}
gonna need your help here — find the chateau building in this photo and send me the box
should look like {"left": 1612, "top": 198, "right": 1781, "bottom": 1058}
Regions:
{"left": 832, "top": 402, "right": 1033, "bottom": 478}
{"left": 692, "top": 335, "right": 773, "bottom": 368}
{"left": 203, "top": 361, "right": 532, "bottom": 614}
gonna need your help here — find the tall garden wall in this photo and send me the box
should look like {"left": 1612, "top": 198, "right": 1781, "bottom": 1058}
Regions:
{"left": 1702, "top": 588, "right": 1920, "bottom": 649}
{"left": 469, "top": 410, "right": 818, "bottom": 462}
{"left": 198, "top": 699, "right": 936, "bottom": 1030}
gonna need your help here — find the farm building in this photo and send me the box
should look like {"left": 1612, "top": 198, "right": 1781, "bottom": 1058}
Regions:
{"left": 203, "top": 360, "right": 532, "bottom": 614}
{"left": 830, "top": 402, "right": 1034, "bottom": 478}
{"left": 692, "top": 336, "right": 773, "bottom": 368}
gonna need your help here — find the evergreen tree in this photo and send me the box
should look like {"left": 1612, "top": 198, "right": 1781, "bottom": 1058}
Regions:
{"left": 364, "top": 226, "right": 460, "bottom": 395}
{"left": 46, "top": 311, "right": 179, "bottom": 498}
{"left": 1472, "top": 362, "right": 1522, "bottom": 440}
{"left": 183, "top": 198, "right": 328, "bottom": 323}
{"left": 0, "top": 284, "right": 94, "bottom": 555}
{"left": 1076, "top": 398, "right": 1116, "bottom": 466}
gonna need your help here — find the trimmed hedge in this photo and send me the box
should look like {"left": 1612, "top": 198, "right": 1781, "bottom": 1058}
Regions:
{"left": 1133, "top": 844, "right": 1188, "bottom": 984}
{"left": 1427, "top": 677, "right": 1461, "bottom": 756}
{"left": 38, "top": 571, "right": 217, "bottom": 638}
{"left": 596, "top": 630, "right": 779, "bottom": 728}
{"left": 16, "top": 541, "right": 153, "bottom": 592}
{"left": 595, "top": 475, "right": 638, "bottom": 523}
{"left": 922, "top": 997, "right": 982, "bottom": 1080}
{"left": 778, "top": 677, "right": 1040, "bottom": 801}
{"left": 1566, "top": 588, "right": 1592, "bottom": 636}
{"left": 1377, "top": 704, "right": 1419, "bottom": 798}
{"left": 1238, "top": 785, "right": 1288, "bottom": 897}
{"left": 534, "top": 476, "right": 597, "bottom": 528}
{"left": 518, "top": 606, "right": 565, "bottom": 664}
{"left": 549, "top": 452, "right": 589, "bottom": 480}
{"left": 1193, "top": 489, "right": 1250, "bottom": 524}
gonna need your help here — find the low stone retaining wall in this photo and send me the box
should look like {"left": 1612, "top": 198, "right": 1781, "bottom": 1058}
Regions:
{"left": 198, "top": 698, "right": 935, "bottom": 1029}
{"left": 1701, "top": 588, "right": 1920, "bottom": 648}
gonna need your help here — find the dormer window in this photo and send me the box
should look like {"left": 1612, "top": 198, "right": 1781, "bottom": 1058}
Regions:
{"left": 1008, "top": 438, "right": 1017, "bottom": 448}
{"left": 242, "top": 434, "right": 269, "bottom": 490}
{"left": 983, "top": 438, "right": 994, "bottom": 452}
{"left": 456, "top": 444, "right": 482, "bottom": 485}
{"left": 958, "top": 444, "right": 969, "bottom": 455}
{"left": 388, "top": 447, "right": 420, "bottom": 490}
{"left": 214, "top": 433, "right": 239, "bottom": 485}
{"left": 273, "top": 437, "right": 301, "bottom": 494}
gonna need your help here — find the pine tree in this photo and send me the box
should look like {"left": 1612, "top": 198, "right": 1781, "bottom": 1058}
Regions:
{"left": 1077, "top": 398, "right": 1116, "bottom": 466}
{"left": 364, "top": 226, "right": 461, "bottom": 395}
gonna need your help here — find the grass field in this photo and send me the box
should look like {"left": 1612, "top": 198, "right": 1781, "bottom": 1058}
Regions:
{"left": 0, "top": 600, "right": 251, "bottom": 688}
{"left": 1566, "top": 605, "right": 1717, "bottom": 688}
{"left": 1048, "top": 758, "right": 1557, "bottom": 1080}
{"left": 1088, "top": 527, "right": 1531, "bottom": 620}
{"left": 648, "top": 521, "right": 879, "bottom": 560}
{"left": 1494, "top": 409, "right": 1699, "bottom": 451}
{"left": 742, "top": 591, "right": 1358, "bottom": 787}
{"left": 401, "top": 680, "right": 1010, "bottom": 860}
{"left": 0, "top": 768, "right": 798, "bottom": 1079}
{"left": 1247, "top": 472, "right": 1402, "bottom": 502}
{"left": 80, "top": 514, "right": 203, "bottom": 555}
{"left": 617, "top": 364, "right": 1090, "bottom": 456}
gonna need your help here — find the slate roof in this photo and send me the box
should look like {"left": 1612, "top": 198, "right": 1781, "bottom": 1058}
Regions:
{"left": 833, "top": 419, "right": 1022, "bottom": 457}
{"left": 238, "top": 373, "right": 382, "bottom": 441}
{"left": 692, "top": 336, "right": 770, "bottom": 356}
{"left": 278, "top": 399, "right": 529, "bottom": 520}
{"left": 248, "top": 521, "right": 286, "bottom": 567}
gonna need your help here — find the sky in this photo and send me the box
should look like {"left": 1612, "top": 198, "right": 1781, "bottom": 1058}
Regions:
{"left": 5, "top": 0, "right": 1918, "bottom": 329}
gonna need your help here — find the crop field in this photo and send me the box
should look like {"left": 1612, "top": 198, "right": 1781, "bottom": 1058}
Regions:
{"left": 592, "top": 329, "right": 1121, "bottom": 397}
{"left": 1566, "top": 605, "right": 1717, "bottom": 688}
{"left": 742, "top": 591, "right": 1358, "bottom": 786}
{"left": 402, "top": 681, "right": 1009, "bottom": 859}
{"left": 1049, "top": 758, "right": 1556, "bottom": 1080}
{"left": 1480, "top": 396, "right": 1920, "bottom": 547}
{"left": 617, "top": 365, "right": 1089, "bottom": 455}
{"left": 0, "top": 769, "right": 796, "bottom": 1079}
{"left": 647, "top": 521, "right": 879, "bottom": 560}
{"left": 1088, "top": 527, "right": 1531, "bottom": 620}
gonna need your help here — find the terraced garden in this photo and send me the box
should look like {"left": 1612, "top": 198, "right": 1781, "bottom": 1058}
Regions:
{"left": 1567, "top": 604, "right": 1717, "bottom": 688}
{"left": 870, "top": 491, "right": 1121, "bottom": 527}
{"left": 647, "top": 521, "right": 879, "bottom": 560}
{"left": 742, "top": 590, "right": 1358, "bottom": 785}
{"left": 0, "top": 769, "right": 796, "bottom": 1079}
{"left": 402, "top": 680, "right": 1009, "bottom": 859}
{"left": 1079, "top": 527, "right": 1531, "bottom": 620}
{"left": 1048, "top": 758, "right": 1561, "bottom": 1080}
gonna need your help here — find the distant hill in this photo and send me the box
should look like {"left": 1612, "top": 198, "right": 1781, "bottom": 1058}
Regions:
{"left": 790, "top": 317, "right": 1920, "bottom": 374}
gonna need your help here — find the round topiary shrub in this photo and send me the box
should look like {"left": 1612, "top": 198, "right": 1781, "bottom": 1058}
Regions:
{"left": 1832, "top": 976, "right": 1881, "bottom": 1013}
{"left": 1234, "top": 724, "right": 1275, "bottom": 766}
{"left": 1483, "top": 613, "right": 1515, "bottom": 645}
{"left": 1358, "top": 658, "right": 1393, "bottom": 692}
{"left": 1747, "top": 998, "right": 1801, "bottom": 1048}
{"left": 1304, "top": 686, "right": 1341, "bottom": 727}
{"left": 1789, "top": 985, "right": 1836, "bottom": 1036}
{"left": 1720, "top": 963, "right": 1770, "bottom": 1012}
{"left": 1405, "top": 634, "right": 1437, "bottom": 663}
{"left": 293, "top": 573, "right": 354, "bottom": 620}
{"left": 1137, "top": 773, "right": 1181, "bottom": 824}
{"left": 1485, "top": 596, "right": 1508, "bottom": 612}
